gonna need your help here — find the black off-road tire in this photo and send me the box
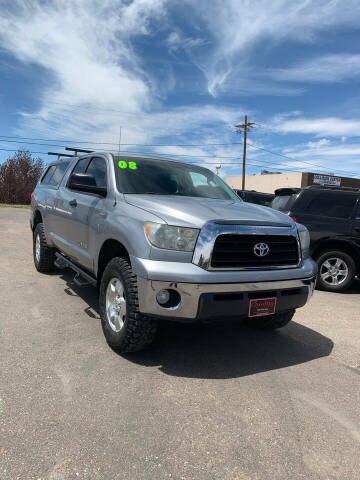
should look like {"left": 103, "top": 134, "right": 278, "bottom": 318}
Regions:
{"left": 99, "top": 257, "right": 157, "bottom": 353}
{"left": 315, "top": 250, "right": 356, "bottom": 292}
{"left": 33, "top": 223, "right": 54, "bottom": 273}
{"left": 245, "top": 309, "right": 295, "bottom": 330}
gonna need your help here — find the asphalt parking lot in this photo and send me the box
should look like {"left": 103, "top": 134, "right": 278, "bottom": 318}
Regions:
{"left": 1, "top": 207, "right": 360, "bottom": 480}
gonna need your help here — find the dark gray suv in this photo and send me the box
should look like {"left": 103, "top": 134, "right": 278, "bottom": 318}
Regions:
{"left": 272, "top": 186, "right": 360, "bottom": 292}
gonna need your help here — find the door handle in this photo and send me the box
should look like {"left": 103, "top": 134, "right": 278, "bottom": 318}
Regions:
{"left": 69, "top": 199, "right": 77, "bottom": 207}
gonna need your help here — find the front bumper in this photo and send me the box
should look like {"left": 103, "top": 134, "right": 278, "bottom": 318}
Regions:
{"left": 137, "top": 276, "right": 316, "bottom": 321}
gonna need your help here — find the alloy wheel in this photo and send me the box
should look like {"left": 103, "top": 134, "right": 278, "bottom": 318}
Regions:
{"left": 35, "top": 233, "right": 41, "bottom": 263}
{"left": 320, "top": 257, "right": 348, "bottom": 286}
{"left": 105, "top": 277, "right": 127, "bottom": 332}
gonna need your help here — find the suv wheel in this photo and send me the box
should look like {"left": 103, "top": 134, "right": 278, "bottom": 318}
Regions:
{"left": 33, "top": 223, "right": 54, "bottom": 272}
{"left": 99, "top": 257, "right": 157, "bottom": 353}
{"left": 245, "top": 309, "right": 295, "bottom": 330}
{"left": 316, "top": 250, "right": 356, "bottom": 292}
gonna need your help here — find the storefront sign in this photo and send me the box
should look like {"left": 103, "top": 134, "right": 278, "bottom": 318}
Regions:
{"left": 313, "top": 174, "right": 341, "bottom": 186}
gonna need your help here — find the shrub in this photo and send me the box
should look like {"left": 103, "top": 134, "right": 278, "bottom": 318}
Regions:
{"left": 0, "top": 150, "right": 44, "bottom": 204}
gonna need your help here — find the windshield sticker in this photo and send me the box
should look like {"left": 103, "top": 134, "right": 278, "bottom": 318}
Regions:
{"left": 118, "top": 160, "right": 137, "bottom": 170}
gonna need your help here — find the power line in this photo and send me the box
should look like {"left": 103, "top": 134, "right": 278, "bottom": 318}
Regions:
{"left": 0, "top": 139, "right": 78, "bottom": 149}
{"left": 144, "top": 151, "right": 340, "bottom": 173}
{"left": 0, "top": 133, "right": 354, "bottom": 170}
{"left": 0, "top": 136, "right": 357, "bottom": 177}
{"left": 0, "top": 133, "right": 354, "bottom": 174}
{"left": 0, "top": 146, "right": 337, "bottom": 174}
{"left": 185, "top": 161, "right": 300, "bottom": 172}
{"left": 0, "top": 147, "right": 283, "bottom": 166}
{"left": 158, "top": 147, "right": 356, "bottom": 176}
{"left": 0, "top": 134, "right": 241, "bottom": 147}
{"left": 0, "top": 146, "right": 355, "bottom": 177}
{"left": 0, "top": 144, "right": 356, "bottom": 176}
{"left": 0, "top": 147, "right": 45, "bottom": 155}
{"left": 0, "top": 144, "right": 242, "bottom": 159}
{"left": 0, "top": 145, "right": 254, "bottom": 161}
{"left": 246, "top": 143, "right": 357, "bottom": 176}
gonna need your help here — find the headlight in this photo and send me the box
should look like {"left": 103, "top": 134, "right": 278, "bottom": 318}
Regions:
{"left": 144, "top": 222, "right": 199, "bottom": 252}
{"left": 297, "top": 226, "right": 310, "bottom": 251}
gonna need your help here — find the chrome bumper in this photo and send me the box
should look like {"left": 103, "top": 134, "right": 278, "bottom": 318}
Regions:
{"left": 137, "top": 276, "right": 316, "bottom": 320}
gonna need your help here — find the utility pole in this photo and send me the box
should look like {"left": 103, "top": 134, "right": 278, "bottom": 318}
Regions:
{"left": 235, "top": 115, "right": 255, "bottom": 190}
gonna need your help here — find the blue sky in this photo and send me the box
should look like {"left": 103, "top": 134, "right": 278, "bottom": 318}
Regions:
{"left": 1, "top": 0, "right": 360, "bottom": 179}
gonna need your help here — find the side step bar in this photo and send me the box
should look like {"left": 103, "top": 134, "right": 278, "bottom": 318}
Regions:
{"left": 55, "top": 252, "right": 97, "bottom": 287}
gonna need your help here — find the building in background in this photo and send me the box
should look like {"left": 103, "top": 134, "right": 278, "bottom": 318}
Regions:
{"left": 226, "top": 171, "right": 360, "bottom": 194}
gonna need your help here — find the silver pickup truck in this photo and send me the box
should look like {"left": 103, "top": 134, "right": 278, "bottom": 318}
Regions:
{"left": 30, "top": 152, "right": 317, "bottom": 352}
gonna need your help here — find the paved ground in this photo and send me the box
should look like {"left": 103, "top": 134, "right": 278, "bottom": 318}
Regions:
{"left": 1, "top": 207, "right": 360, "bottom": 480}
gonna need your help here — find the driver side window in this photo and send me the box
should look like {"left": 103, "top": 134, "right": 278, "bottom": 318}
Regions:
{"left": 71, "top": 157, "right": 89, "bottom": 176}
{"left": 86, "top": 157, "right": 107, "bottom": 188}
{"left": 67, "top": 156, "right": 107, "bottom": 194}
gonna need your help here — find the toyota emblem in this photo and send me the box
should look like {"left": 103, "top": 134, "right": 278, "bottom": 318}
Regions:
{"left": 253, "top": 242, "right": 270, "bottom": 257}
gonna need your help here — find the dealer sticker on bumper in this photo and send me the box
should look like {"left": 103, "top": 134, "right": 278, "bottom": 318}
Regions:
{"left": 248, "top": 297, "right": 277, "bottom": 317}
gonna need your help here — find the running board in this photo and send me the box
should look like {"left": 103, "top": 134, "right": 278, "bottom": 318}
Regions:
{"left": 55, "top": 252, "right": 97, "bottom": 287}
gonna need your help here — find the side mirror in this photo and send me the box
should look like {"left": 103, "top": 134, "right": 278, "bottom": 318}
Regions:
{"left": 68, "top": 173, "right": 107, "bottom": 197}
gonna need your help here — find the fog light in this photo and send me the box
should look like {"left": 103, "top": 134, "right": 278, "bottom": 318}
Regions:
{"left": 156, "top": 289, "right": 181, "bottom": 309}
{"left": 156, "top": 289, "right": 171, "bottom": 305}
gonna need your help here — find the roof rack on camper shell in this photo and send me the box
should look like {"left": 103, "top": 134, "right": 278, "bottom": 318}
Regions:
{"left": 65, "top": 147, "right": 95, "bottom": 155}
{"left": 48, "top": 152, "right": 76, "bottom": 160}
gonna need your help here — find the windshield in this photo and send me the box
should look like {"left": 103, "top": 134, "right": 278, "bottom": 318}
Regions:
{"left": 271, "top": 194, "right": 298, "bottom": 212}
{"left": 113, "top": 156, "right": 240, "bottom": 201}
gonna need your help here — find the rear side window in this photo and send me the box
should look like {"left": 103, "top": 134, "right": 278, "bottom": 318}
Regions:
{"left": 271, "top": 194, "right": 298, "bottom": 212}
{"left": 47, "top": 163, "right": 68, "bottom": 186}
{"left": 41, "top": 165, "right": 56, "bottom": 184}
{"left": 41, "top": 163, "right": 68, "bottom": 186}
{"left": 304, "top": 192, "right": 358, "bottom": 219}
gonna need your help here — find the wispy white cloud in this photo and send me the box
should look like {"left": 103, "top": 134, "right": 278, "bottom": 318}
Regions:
{"left": 270, "top": 139, "right": 360, "bottom": 176}
{"left": 184, "top": 0, "right": 360, "bottom": 96}
{"left": 0, "top": 0, "right": 166, "bottom": 141}
{"left": 1, "top": 0, "right": 360, "bottom": 182}
{"left": 270, "top": 54, "right": 360, "bottom": 83}
{"left": 0, "top": 0, "right": 244, "bottom": 149}
{"left": 287, "top": 143, "right": 360, "bottom": 158}
{"left": 273, "top": 115, "right": 360, "bottom": 137}
{"left": 306, "top": 138, "right": 331, "bottom": 148}
{"left": 166, "top": 31, "right": 207, "bottom": 53}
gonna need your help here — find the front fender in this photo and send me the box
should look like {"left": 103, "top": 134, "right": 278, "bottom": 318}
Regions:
{"left": 93, "top": 201, "right": 163, "bottom": 271}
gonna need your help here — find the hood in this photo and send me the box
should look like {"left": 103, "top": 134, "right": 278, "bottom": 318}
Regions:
{"left": 124, "top": 194, "right": 294, "bottom": 228}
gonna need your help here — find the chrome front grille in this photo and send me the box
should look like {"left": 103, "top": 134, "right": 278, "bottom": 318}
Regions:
{"left": 192, "top": 222, "right": 301, "bottom": 271}
{"left": 210, "top": 234, "right": 300, "bottom": 269}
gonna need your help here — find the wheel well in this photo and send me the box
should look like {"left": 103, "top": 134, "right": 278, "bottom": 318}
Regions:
{"left": 33, "top": 210, "right": 42, "bottom": 230}
{"left": 312, "top": 239, "right": 360, "bottom": 272}
{"left": 97, "top": 239, "right": 130, "bottom": 284}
